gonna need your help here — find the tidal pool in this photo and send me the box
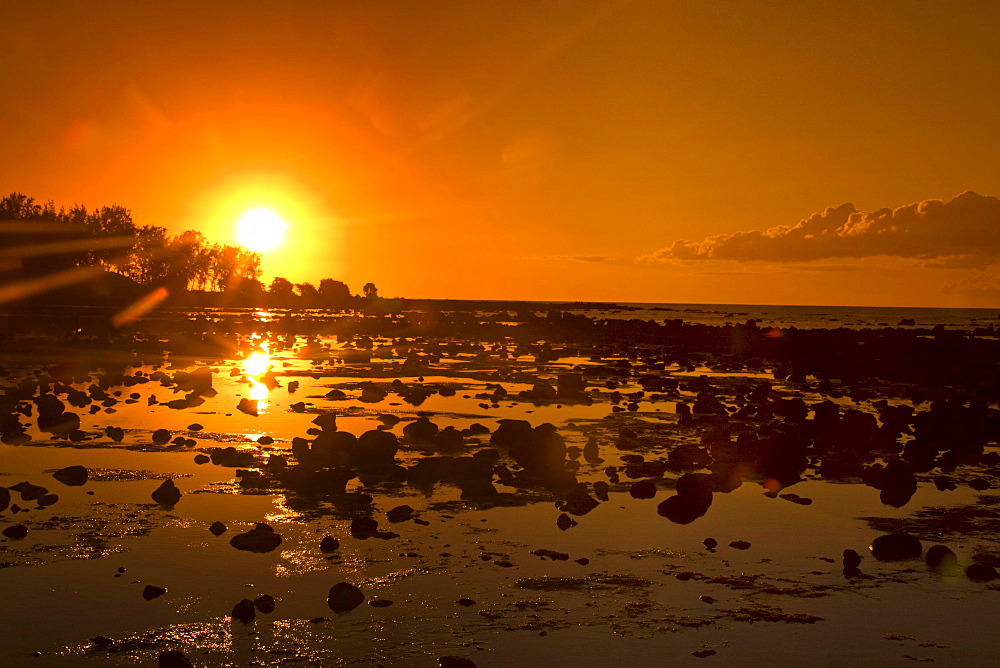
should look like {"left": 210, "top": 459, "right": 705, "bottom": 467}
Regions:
{"left": 2, "top": 312, "right": 1000, "bottom": 666}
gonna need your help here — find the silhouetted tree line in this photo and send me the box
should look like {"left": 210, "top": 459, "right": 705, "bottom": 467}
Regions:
{"left": 0, "top": 193, "right": 384, "bottom": 310}
{"left": 0, "top": 192, "right": 261, "bottom": 293}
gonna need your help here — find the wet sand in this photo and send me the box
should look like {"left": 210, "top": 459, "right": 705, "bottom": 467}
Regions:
{"left": 2, "top": 307, "right": 1000, "bottom": 666}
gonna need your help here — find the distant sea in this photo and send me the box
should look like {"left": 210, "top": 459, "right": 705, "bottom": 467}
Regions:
{"left": 562, "top": 302, "right": 1000, "bottom": 330}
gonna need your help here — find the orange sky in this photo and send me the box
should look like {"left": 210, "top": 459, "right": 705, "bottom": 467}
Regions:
{"left": 3, "top": 0, "right": 999, "bottom": 307}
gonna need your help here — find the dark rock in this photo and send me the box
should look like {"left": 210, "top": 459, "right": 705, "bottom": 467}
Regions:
{"left": 531, "top": 548, "right": 570, "bottom": 560}
{"left": 439, "top": 657, "right": 476, "bottom": 668}
{"left": 629, "top": 480, "right": 657, "bottom": 499}
{"left": 52, "top": 465, "right": 88, "bottom": 486}
{"left": 194, "top": 454, "right": 210, "bottom": 464}
{"left": 703, "top": 538, "right": 718, "bottom": 549}
{"left": 142, "top": 585, "right": 167, "bottom": 600}
{"left": 2, "top": 524, "right": 28, "bottom": 539}
{"left": 327, "top": 582, "right": 365, "bottom": 612}
{"left": 253, "top": 594, "right": 276, "bottom": 613}
{"left": 966, "top": 564, "right": 999, "bottom": 582}
{"left": 37, "top": 493, "right": 58, "bottom": 507}
{"left": 457, "top": 598, "right": 476, "bottom": 606}
{"left": 693, "top": 650, "right": 717, "bottom": 658}
{"left": 187, "top": 423, "right": 203, "bottom": 431}
{"left": 209, "top": 521, "right": 227, "bottom": 536}
{"left": 556, "top": 513, "right": 577, "bottom": 530}
{"left": 870, "top": 533, "right": 922, "bottom": 561}
{"left": 729, "top": 540, "right": 751, "bottom": 550}
{"left": 368, "top": 598, "right": 393, "bottom": 607}
{"left": 351, "top": 517, "right": 378, "bottom": 538}
{"left": 151, "top": 428, "right": 171, "bottom": 445}
{"left": 151, "top": 479, "right": 181, "bottom": 506}
{"left": 158, "top": 649, "right": 194, "bottom": 668}
{"left": 231, "top": 598, "right": 256, "bottom": 622}
{"left": 229, "top": 523, "right": 283, "bottom": 553}
{"left": 386, "top": 505, "right": 415, "bottom": 523}
{"left": 561, "top": 488, "right": 599, "bottom": 516}
{"left": 0, "top": 487, "right": 9, "bottom": 512}
{"left": 925, "top": 545, "right": 957, "bottom": 570}
{"left": 843, "top": 549, "right": 861, "bottom": 570}
{"left": 355, "top": 429, "right": 399, "bottom": 467}
{"left": 11, "top": 482, "right": 47, "bottom": 501}
{"left": 320, "top": 536, "right": 340, "bottom": 552}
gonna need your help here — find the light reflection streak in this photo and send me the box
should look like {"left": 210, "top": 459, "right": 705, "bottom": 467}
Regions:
{"left": 242, "top": 336, "right": 272, "bottom": 413}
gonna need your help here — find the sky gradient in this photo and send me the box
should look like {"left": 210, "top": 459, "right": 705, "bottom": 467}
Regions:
{"left": 3, "top": 0, "right": 999, "bottom": 306}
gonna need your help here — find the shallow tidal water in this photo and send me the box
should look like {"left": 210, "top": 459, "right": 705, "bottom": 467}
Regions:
{"left": 2, "top": 313, "right": 1000, "bottom": 667}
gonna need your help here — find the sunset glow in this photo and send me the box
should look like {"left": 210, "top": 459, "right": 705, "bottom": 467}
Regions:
{"left": 235, "top": 207, "right": 289, "bottom": 253}
{"left": 3, "top": 2, "right": 999, "bottom": 306}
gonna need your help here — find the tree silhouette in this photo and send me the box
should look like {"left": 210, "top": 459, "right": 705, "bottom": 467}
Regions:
{"left": 319, "top": 278, "right": 352, "bottom": 309}
{"left": 269, "top": 276, "right": 295, "bottom": 302}
{"left": 363, "top": 282, "right": 378, "bottom": 299}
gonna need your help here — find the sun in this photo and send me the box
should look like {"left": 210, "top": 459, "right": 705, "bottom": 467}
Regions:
{"left": 235, "top": 207, "right": 289, "bottom": 253}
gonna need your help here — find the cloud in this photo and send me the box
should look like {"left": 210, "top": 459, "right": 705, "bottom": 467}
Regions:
{"left": 646, "top": 191, "right": 1000, "bottom": 266}
{"left": 529, "top": 254, "right": 615, "bottom": 263}
{"left": 941, "top": 269, "right": 1000, "bottom": 297}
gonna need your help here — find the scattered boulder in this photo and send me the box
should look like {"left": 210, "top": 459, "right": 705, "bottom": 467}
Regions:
{"left": 229, "top": 523, "right": 283, "bottom": 553}
{"left": 158, "top": 650, "right": 194, "bottom": 668}
{"left": 253, "top": 594, "right": 276, "bottom": 613}
{"left": 327, "top": 582, "right": 365, "bottom": 612}
{"left": 209, "top": 521, "right": 227, "bottom": 536}
{"left": 2, "top": 524, "right": 28, "bottom": 539}
{"left": 52, "top": 465, "right": 88, "bottom": 486}
{"left": 386, "top": 505, "right": 415, "bottom": 523}
{"left": 151, "top": 479, "right": 181, "bottom": 506}
{"left": 439, "top": 657, "right": 477, "bottom": 668}
{"left": 925, "top": 545, "right": 958, "bottom": 570}
{"left": 320, "top": 536, "right": 340, "bottom": 553}
{"left": 142, "top": 585, "right": 167, "bottom": 600}
{"left": 966, "top": 564, "right": 999, "bottom": 582}
{"left": 231, "top": 598, "right": 256, "bottom": 622}
{"left": 870, "top": 533, "right": 922, "bottom": 561}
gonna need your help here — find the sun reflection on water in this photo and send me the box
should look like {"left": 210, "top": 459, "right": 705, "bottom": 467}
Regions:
{"left": 243, "top": 336, "right": 272, "bottom": 413}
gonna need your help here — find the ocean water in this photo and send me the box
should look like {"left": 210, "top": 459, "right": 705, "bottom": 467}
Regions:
{"left": 564, "top": 302, "right": 1000, "bottom": 330}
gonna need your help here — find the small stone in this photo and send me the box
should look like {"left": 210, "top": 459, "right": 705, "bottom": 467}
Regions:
{"left": 187, "top": 424, "right": 203, "bottom": 431}
{"left": 253, "top": 594, "right": 276, "bottom": 613}
{"left": 231, "top": 598, "right": 256, "bottom": 622}
{"left": 142, "top": 585, "right": 167, "bottom": 600}
{"left": 966, "top": 564, "right": 999, "bottom": 582}
{"left": 209, "top": 521, "right": 227, "bottom": 536}
{"left": 320, "top": 536, "right": 340, "bottom": 553}
{"left": 575, "top": 557, "right": 590, "bottom": 566}
{"left": 556, "top": 513, "right": 577, "bottom": 531}
{"left": 151, "top": 428, "right": 171, "bottom": 445}
{"left": 350, "top": 517, "right": 378, "bottom": 538}
{"left": 2, "top": 524, "right": 28, "bottom": 539}
{"left": 229, "top": 524, "right": 283, "bottom": 553}
{"left": 328, "top": 582, "right": 365, "bottom": 612}
{"left": 386, "top": 505, "right": 415, "bottom": 522}
{"left": 194, "top": 454, "right": 210, "bottom": 464}
{"left": 52, "top": 465, "right": 88, "bottom": 486}
{"left": 158, "top": 649, "right": 194, "bottom": 668}
{"left": 457, "top": 598, "right": 476, "bottom": 606}
{"left": 703, "top": 537, "right": 718, "bottom": 549}
{"left": 843, "top": 549, "right": 862, "bottom": 570}
{"left": 151, "top": 479, "right": 181, "bottom": 506}
{"left": 728, "top": 540, "right": 751, "bottom": 550}
{"left": 870, "top": 533, "right": 922, "bottom": 561}
{"left": 925, "top": 545, "right": 958, "bottom": 570}
{"left": 693, "top": 649, "right": 717, "bottom": 658}
{"left": 439, "top": 657, "right": 477, "bottom": 668}
{"left": 368, "top": 598, "right": 393, "bottom": 607}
